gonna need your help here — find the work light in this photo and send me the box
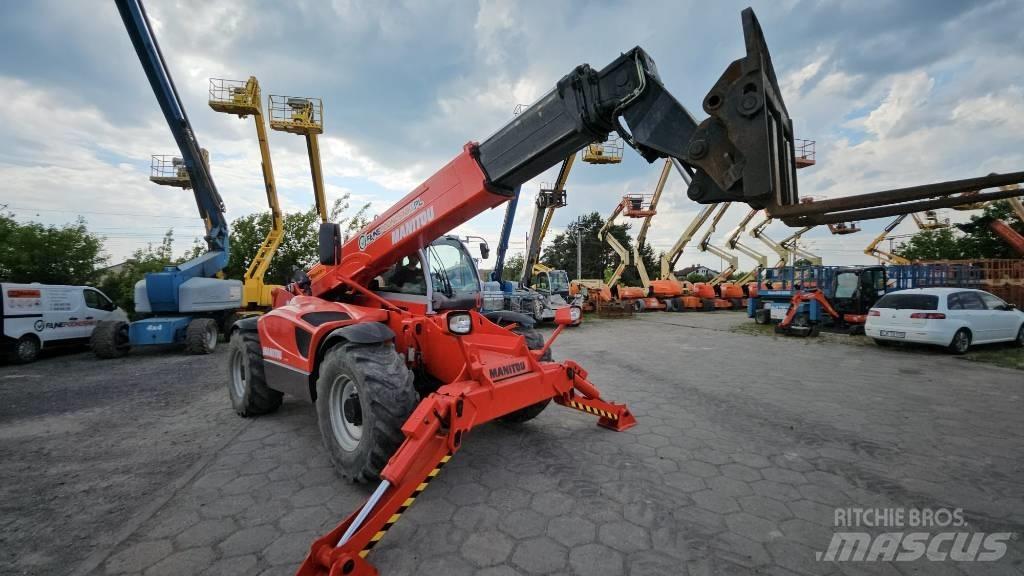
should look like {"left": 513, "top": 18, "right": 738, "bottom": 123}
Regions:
{"left": 447, "top": 312, "right": 472, "bottom": 335}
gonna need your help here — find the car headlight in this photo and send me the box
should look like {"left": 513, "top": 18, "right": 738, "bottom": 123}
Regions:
{"left": 447, "top": 312, "right": 472, "bottom": 335}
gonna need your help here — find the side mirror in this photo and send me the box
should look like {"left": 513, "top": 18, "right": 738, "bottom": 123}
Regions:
{"left": 319, "top": 222, "right": 342, "bottom": 265}
{"left": 554, "top": 305, "right": 582, "bottom": 326}
{"left": 479, "top": 242, "right": 490, "bottom": 260}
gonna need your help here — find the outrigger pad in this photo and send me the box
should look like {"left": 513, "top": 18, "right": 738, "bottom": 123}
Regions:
{"left": 685, "top": 8, "right": 798, "bottom": 210}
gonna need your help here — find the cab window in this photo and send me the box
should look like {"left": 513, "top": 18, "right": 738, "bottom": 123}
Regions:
{"left": 427, "top": 241, "right": 479, "bottom": 296}
{"left": 378, "top": 255, "right": 426, "bottom": 295}
{"left": 549, "top": 271, "right": 569, "bottom": 293}
{"left": 834, "top": 272, "right": 859, "bottom": 299}
{"left": 534, "top": 273, "right": 549, "bottom": 291}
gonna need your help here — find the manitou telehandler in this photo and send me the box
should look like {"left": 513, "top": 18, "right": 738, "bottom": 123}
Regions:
{"left": 169, "top": 6, "right": 1021, "bottom": 575}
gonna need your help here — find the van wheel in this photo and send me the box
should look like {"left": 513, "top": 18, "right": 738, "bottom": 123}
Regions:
{"left": 185, "top": 318, "right": 218, "bottom": 354}
{"left": 92, "top": 321, "right": 130, "bottom": 359}
{"left": 947, "top": 328, "right": 971, "bottom": 355}
{"left": 12, "top": 335, "right": 40, "bottom": 364}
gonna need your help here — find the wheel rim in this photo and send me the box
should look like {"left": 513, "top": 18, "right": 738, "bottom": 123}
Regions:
{"left": 329, "top": 375, "right": 362, "bottom": 452}
{"left": 230, "top": 347, "right": 246, "bottom": 398}
{"left": 18, "top": 339, "right": 35, "bottom": 359}
{"left": 206, "top": 326, "right": 217, "bottom": 349}
{"left": 955, "top": 332, "right": 969, "bottom": 352}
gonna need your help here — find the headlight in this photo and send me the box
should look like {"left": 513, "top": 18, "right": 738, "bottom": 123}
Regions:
{"left": 447, "top": 312, "right": 472, "bottom": 335}
{"left": 570, "top": 306, "right": 582, "bottom": 323}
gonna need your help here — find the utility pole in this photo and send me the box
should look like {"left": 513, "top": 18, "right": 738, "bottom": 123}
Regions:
{"left": 576, "top": 227, "right": 582, "bottom": 280}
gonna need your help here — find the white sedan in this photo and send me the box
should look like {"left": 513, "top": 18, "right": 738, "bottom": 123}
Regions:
{"left": 865, "top": 288, "right": 1024, "bottom": 354}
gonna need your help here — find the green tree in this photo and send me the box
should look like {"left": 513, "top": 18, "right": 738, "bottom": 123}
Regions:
{"left": 539, "top": 212, "right": 656, "bottom": 284}
{"left": 0, "top": 212, "right": 107, "bottom": 284}
{"left": 895, "top": 201, "right": 1024, "bottom": 261}
{"left": 97, "top": 230, "right": 179, "bottom": 315}
{"left": 685, "top": 272, "right": 711, "bottom": 283}
{"left": 226, "top": 196, "right": 369, "bottom": 285}
{"left": 502, "top": 253, "right": 524, "bottom": 283}
{"left": 895, "top": 228, "right": 963, "bottom": 261}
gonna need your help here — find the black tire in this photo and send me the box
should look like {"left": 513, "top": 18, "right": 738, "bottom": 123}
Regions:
{"left": 1013, "top": 324, "right": 1024, "bottom": 348}
{"left": 185, "top": 318, "right": 218, "bottom": 354}
{"left": 670, "top": 297, "right": 683, "bottom": 312}
{"left": 634, "top": 299, "right": 646, "bottom": 313}
{"left": 316, "top": 341, "right": 418, "bottom": 483}
{"left": 754, "top": 309, "right": 770, "bottom": 325}
{"left": 227, "top": 329, "right": 283, "bottom": 417}
{"left": 11, "top": 335, "right": 40, "bottom": 364}
{"left": 664, "top": 298, "right": 678, "bottom": 312}
{"left": 947, "top": 328, "right": 971, "bottom": 355}
{"left": 500, "top": 325, "right": 552, "bottom": 424}
{"left": 91, "top": 321, "right": 130, "bottom": 359}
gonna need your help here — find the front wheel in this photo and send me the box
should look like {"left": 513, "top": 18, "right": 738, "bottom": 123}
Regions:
{"left": 1013, "top": 324, "right": 1024, "bottom": 348}
{"left": 227, "top": 330, "right": 282, "bottom": 417}
{"left": 92, "top": 321, "right": 130, "bottom": 359}
{"left": 316, "top": 341, "right": 418, "bottom": 483}
{"left": 947, "top": 328, "right": 971, "bottom": 355}
{"left": 11, "top": 335, "right": 40, "bottom": 364}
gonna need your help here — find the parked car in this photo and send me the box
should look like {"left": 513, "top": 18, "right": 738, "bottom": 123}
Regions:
{"left": 1, "top": 283, "right": 128, "bottom": 363}
{"left": 865, "top": 287, "right": 1024, "bottom": 354}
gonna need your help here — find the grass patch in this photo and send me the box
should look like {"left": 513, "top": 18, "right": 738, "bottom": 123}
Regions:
{"left": 730, "top": 320, "right": 1024, "bottom": 370}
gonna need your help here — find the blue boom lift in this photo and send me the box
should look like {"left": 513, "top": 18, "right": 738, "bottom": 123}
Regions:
{"left": 91, "top": 0, "right": 242, "bottom": 358}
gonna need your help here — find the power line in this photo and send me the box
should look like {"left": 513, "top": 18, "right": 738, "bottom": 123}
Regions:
{"left": 5, "top": 205, "right": 198, "bottom": 220}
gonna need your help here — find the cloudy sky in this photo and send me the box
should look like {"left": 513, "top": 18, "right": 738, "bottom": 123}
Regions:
{"left": 2, "top": 0, "right": 1022, "bottom": 273}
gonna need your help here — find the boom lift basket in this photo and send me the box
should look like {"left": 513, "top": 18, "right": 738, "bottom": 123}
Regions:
{"left": 150, "top": 154, "right": 195, "bottom": 188}
{"left": 794, "top": 139, "right": 815, "bottom": 168}
{"left": 269, "top": 95, "right": 324, "bottom": 135}
{"left": 621, "top": 194, "right": 657, "bottom": 218}
{"left": 827, "top": 222, "right": 860, "bottom": 235}
{"left": 536, "top": 185, "right": 568, "bottom": 209}
{"left": 582, "top": 135, "right": 624, "bottom": 164}
{"left": 208, "top": 77, "right": 259, "bottom": 116}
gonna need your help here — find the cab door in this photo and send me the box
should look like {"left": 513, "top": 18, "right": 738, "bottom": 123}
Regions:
{"left": 83, "top": 288, "right": 120, "bottom": 335}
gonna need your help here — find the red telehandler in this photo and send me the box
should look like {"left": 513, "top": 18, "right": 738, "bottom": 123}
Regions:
{"left": 215, "top": 8, "right": 1024, "bottom": 576}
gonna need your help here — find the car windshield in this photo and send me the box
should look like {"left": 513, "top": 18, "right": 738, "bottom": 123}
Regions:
{"left": 874, "top": 293, "right": 939, "bottom": 310}
{"left": 427, "top": 240, "right": 479, "bottom": 296}
{"left": 549, "top": 271, "right": 569, "bottom": 292}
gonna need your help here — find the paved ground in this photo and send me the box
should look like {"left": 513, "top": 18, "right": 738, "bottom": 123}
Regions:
{"left": 1, "top": 312, "right": 1022, "bottom": 576}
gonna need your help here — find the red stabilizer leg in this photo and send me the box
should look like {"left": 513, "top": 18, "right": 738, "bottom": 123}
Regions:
{"left": 555, "top": 360, "right": 637, "bottom": 431}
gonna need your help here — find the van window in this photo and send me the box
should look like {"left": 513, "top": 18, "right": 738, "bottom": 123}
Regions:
{"left": 84, "top": 289, "right": 113, "bottom": 310}
{"left": 873, "top": 293, "right": 938, "bottom": 310}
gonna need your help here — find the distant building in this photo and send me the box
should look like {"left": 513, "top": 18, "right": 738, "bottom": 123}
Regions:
{"left": 96, "top": 261, "right": 130, "bottom": 281}
{"left": 674, "top": 265, "right": 718, "bottom": 279}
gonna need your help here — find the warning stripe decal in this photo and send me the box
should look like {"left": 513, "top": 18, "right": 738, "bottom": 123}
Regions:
{"left": 359, "top": 454, "right": 452, "bottom": 557}
{"left": 567, "top": 400, "right": 617, "bottom": 420}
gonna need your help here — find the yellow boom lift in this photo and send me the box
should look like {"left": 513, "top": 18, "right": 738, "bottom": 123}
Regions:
{"left": 208, "top": 76, "right": 283, "bottom": 309}
{"left": 750, "top": 216, "right": 817, "bottom": 267}
{"left": 268, "top": 94, "right": 328, "bottom": 222}
{"left": 725, "top": 209, "right": 770, "bottom": 287}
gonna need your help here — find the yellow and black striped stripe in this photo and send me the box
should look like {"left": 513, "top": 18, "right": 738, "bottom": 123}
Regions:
{"left": 566, "top": 400, "right": 617, "bottom": 420}
{"left": 359, "top": 454, "right": 452, "bottom": 558}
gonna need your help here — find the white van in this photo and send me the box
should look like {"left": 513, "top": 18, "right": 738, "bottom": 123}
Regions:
{"left": 1, "top": 283, "right": 128, "bottom": 363}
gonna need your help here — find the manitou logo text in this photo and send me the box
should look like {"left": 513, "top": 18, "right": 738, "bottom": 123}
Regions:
{"left": 488, "top": 360, "right": 527, "bottom": 381}
{"left": 391, "top": 206, "right": 435, "bottom": 245}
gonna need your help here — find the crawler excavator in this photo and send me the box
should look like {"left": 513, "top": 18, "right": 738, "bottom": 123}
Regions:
{"left": 132, "top": 5, "right": 1023, "bottom": 573}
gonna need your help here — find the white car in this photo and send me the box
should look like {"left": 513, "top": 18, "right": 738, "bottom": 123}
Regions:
{"left": 2, "top": 283, "right": 128, "bottom": 363}
{"left": 866, "top": 288, "right": 1024, "bottom": 354}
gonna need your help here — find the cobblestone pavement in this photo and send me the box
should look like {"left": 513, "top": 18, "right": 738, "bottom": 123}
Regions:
{"left": 7, "top": 312, "right": 1024, "bottom": 575}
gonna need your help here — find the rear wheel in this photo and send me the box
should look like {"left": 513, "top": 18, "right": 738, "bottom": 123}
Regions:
{"left": 185, "top": 318, "right": 218, "bottom": 354}
{"left": 11, "top": 335, "right": 40, "bottom": 364}
{"left": 227, "top": 329, "right": 282, "bottom": 417}
{"left": 500, "top": 325, "right": 552, "bottom": 423}
{"left": 316, "top": 341, "right": 418, "bottom": 483}
{"left": 947, "top": 328, "right": 971, "bottom": 355}
{"left": 1014, "top": 324, "right": 1024, "bottom": 348}
{"left": 754, "top": 309, "right": 770, "bottom": 325}
{"left": 634, "top": 299, "right": 646, "bottom": 313}
{"left": 92, "top": 321, "right": 130, "bottom": 359}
